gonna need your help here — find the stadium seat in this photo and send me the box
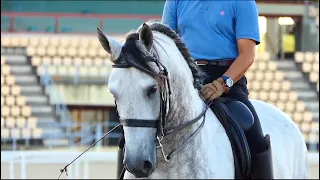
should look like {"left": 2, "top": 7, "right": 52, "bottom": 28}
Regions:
{"left": 274, "top": 71, "right": 284, "bottom": 81}
{"left": 83, "top": 57, "right": 93, "bottom": 66}
{"left": 16, "top": 96, "right": 27, "bottom": 106}
{"left": 272, "top": 82, "right": 281, "bottom": 91}
{"left": 22, "top": 106, "right": 32, "bottom": 117}
{"left": 268, "top": 92, "right": 278, "bottom": 102}
{"left": 1, "top": 56, "right": 6, "bottom": 65}
{"left": 52, "top": 56, "right": 62, "bottom": 65}
{"left": 19, "top": 37, "right": 29, "bottom": 47}
{"left": 262, "top": 82, "right": 271, "bottom": 91}
{"left": 22, "top": 128, "right": 31, "bottom": 139}
{"left": 302, "top": 62, "right": 312, "bottom": 73}
{"left": 32, "top": 128, "right": 43, "bottom": 139}
{"left": 309, "top": 72, "right": 319, "bottom": 83}
{"left": 2, "top": 106, "right": 10, "bottom": 117}
{"left": 11, "top": 128, "right": 21, "bottom": 139}
{"left": 6, "top": 117, "right": 15, "bottom": 128}
{"left": 27, "top": 117, "right": 37, "bottom": 129}
{"left": 62, "top": 57, "right": 72, "bottom": 66}
{"left": 10, "top": 106, "right": 21, "bottom": 117}
{"left": 5, "top": 75, "right": 16, "bottom": 85}
{"left": 1, "top": 128, "right": 9, "bottom": 139}
{"left": 1, "top": 37, "right": 11, "bottom": 47}
{"left": 1, "top": 118, "right": 4, "bottom": 128}
{"left": 265, "top": 72, "right": 274, "bottom": 81}
{"left": 57, "top": 47, "right": 68, "bottom": 57}
{"left": 305, "top": 51, "right": 314, "bottom": 62}
{"left": 16, "top": 117, "right": 26, "bottom": 128}
{"left": 303, "top": 112, "right": 313, "bottom": 122}
{"left": 293, "top": 112, "right": 303, "bottom": 123}
{"left": 41, "top": 56, "right": 52, "bottom": 65}
{"left": 1, "top": 86, "right": 10, "bottom": 96}
{"left": 5, "top": 96, "right": 15, "bottom": 106}
{"left": 10, "top": 37, "right": 19, "bottom": 47}
{"left": 255, "top": 71, "right": 264, "bottom": 81}
{"left": 1, "top": 65, "right": 10, "bottom": 75}
{"left": 311, "top": 121, "right": 319, "bottom": 133}
{"left": 11, "top": 85, "right": 21, "bottom": 96}
{"left": 31, "top": 56, "right": 41, "bottom": 66}
{"left": 282, "top": 81, "right": 291, "bottom": 91}
{"left": 289, "top": 91, "right": 298, "bottom": 102}
{"left": 69, "top": 38, "right": 80, "bottom": 48}
{"left": 73, "top": 57, "right": 83, "bottom": 66}
{"left": 296, "top": 101, "right": 306, "bottom": 112}
{"left": 93, "top": 57, "right": 104, "bottom": 66}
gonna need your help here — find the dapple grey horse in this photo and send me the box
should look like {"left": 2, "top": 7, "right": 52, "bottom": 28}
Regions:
{"left": 97, "top": 22, "right": 309, "bottom": 179}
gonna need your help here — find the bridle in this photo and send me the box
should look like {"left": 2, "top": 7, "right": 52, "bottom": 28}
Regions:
{"left": 113, "top": 48, "right": 213, "bottom": 164}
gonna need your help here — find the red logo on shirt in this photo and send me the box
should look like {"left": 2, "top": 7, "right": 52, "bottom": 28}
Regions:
{"left": 220, "top": 11, "right": 225, "bottom": 15}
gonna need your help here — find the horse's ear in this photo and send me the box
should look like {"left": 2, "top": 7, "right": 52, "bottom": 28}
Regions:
{"left": 97, "top": 27, "right": 122, "bottom": 60}
{"left": 97, "top": 27, "right": 112, "bottom": 54}
{"left": 139, "top": 23, "right": 153, "bottom": 52}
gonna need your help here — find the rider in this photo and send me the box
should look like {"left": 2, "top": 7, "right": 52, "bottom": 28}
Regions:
{"left": 161, "top": 1, "right": 273, "bottom": 179}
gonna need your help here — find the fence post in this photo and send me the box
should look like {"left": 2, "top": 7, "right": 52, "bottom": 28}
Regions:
{"left": 95, "top": 122, "right": 102, "bottom": 147}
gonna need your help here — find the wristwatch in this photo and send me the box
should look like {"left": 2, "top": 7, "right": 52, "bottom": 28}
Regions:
{"left": 221, "top": 75, "right": 234, "bottom": 88}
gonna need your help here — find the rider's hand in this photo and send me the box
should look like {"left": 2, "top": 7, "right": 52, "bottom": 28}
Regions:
{"left": 200, "top": 78, "right": 229, "bottom": 101}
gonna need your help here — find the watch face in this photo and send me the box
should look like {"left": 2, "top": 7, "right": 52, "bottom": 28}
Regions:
{"left": 226, "top": 79, "right": 233, "bottom": 87}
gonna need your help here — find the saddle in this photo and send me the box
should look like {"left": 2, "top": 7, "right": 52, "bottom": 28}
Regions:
{"left": 210, "top": 97, "right": 254, "bottom": 179}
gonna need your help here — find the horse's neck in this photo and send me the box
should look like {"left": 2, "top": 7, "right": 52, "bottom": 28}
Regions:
{"left": 160, "top": 80, "right": 208, "bottom": 155}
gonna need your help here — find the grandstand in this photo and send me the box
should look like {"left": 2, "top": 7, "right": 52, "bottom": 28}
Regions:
{"left": 1, "top": 0, "right": 319, "bottom": 179}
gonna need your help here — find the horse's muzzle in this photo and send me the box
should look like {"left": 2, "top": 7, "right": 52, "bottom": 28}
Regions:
{"left": 124, "top": 158, "right": 155, "bottom": 178}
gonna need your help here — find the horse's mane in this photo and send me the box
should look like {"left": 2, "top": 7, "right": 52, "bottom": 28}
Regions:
{"left": 115, "top": 22, "right": 205, "bottom": 90}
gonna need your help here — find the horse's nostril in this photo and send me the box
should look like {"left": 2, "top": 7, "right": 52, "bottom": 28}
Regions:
{"left": 143, "top": 160, "right": 153, "bottom": 172}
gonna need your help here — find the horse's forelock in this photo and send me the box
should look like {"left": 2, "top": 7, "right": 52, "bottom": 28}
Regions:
{"left": 114, "top": 32, "right": 165, "bottom": 86}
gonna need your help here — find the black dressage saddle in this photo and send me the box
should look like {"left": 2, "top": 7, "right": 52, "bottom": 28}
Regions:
{"left": 210, "top": 97, "right": 254, "bottom": 179}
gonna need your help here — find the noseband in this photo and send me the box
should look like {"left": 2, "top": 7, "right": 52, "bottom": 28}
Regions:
{"left": 113, "top": 51, "right": 212, "bottom": 163}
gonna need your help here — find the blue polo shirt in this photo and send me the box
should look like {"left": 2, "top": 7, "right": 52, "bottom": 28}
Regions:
{"left": 161, "top": 1, "right": 260, "bottom": 61}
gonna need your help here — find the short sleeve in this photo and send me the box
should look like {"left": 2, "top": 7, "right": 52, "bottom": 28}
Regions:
{"left": 234, "top": 1, "right": 260, "bottom": 45}
{"left": 161, "top": 0, "right": 178, "bottom": 31}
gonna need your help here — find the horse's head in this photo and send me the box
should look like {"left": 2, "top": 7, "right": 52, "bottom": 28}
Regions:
{"left": 97, "top": 22, "right": 205, "bottom": 178}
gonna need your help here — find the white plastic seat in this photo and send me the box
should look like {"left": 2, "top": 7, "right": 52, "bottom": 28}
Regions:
{"left": 31, "top": 56, "right": 41, "bottom": 67}
{"left": 11, "top": 128, "right": 21, "bottom": 139}
{"left": 1, "top": 65, "right": 10, "bottom": 75}
{"left": 296, "top": 101, "right": 305, "bottom": 112}
{"left": 11, "top": 85, "right": 21, "bottom": 96}
{"left": 5, "top": 96, "right": 15, "bottom": 106}
{"left": 6, "top": 117, "right": 16, "bottom": 128}
{"left": 22, "top": 106, "right": 32, "bottom": 117}
{"left": 1, "top": 86, "right": 10, "bottom": 95}
{"left": 10, "top": 106, "right": 21, "bottom": 117}
{"left": 16, "top": 96, "right": 27, "bottom": 106}
{"left": 32, "top": 128, "right": 43, "bottom": 139}
{"left": 52, "top": 56, "right": 62, "bottom": 65}
{"left": 22, "top": 128, "right": 31, "bottom": 139}
{"left": 27, "top": 117, "right": 37, "bottom": 129}
{"left": 303, "top": 112, "right": 313, "bottom": 122}
{"left": 1, "top": 106, "right": 10, "bottom": 117}
{"left": 16, "top": 117, "right": 26, "bottom": 128}
{"left": 1, "top": 128, "right": 9, "bottom": 139}
{"left": 5, "top": 75, "right": 16, "bottom": 85}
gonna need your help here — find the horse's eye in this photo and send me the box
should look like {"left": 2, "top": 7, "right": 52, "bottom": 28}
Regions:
{"left": 147, "top": 86, "right": 157, "bottom": 97}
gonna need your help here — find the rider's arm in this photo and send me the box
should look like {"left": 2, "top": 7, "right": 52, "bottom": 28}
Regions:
{"left": 161, "top": 0, "right": 178, "bottom": 31}
{"left": 223, "top": 1, "right": 260, "bottom": 83}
